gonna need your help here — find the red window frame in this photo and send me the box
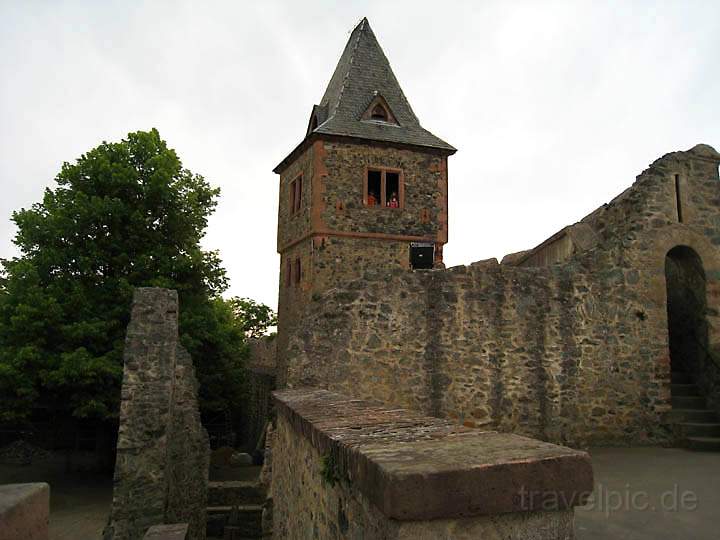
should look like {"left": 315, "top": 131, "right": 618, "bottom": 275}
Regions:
{"left": 363, "top": 166, "right": 404, "bottom": 209}
{"left": 289, "top": 174, "right": 303, "bottom": 215}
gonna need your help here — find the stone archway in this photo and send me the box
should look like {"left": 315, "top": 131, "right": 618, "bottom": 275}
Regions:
{"left": 665, "top": 245, "right": 708, "bottom": 375}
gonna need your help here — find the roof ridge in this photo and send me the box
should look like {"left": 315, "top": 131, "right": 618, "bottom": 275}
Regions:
{"left": 326, "top": 18, "right": 365, "bottom": 125}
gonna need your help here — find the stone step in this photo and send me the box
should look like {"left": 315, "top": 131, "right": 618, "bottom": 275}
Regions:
{"left": 206, "top": 505, "right": 263, "bottom": 539}
{"left": 208, "top": 481, "right": 265, "bottom": 506}
{"left": 676, "top": 422, "right": 720, "bottom": 438}
{"left": 670, "top": 409, "right": 719, "bottom": 423}
{"left": 685, "top": 436, "right": 720, "bottom": 452}
{"left": 671, "top": 371, "right": 692, "bottom": 384}
{"left": 670, "top": 383, "right": 702, "bottom": 397}
{"left": 672, "top": 395, "right": 706, "bottom": 409}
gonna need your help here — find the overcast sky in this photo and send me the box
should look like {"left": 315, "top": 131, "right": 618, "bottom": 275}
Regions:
{"left": 1, "top": 1, "right": 718, "bottom": 310}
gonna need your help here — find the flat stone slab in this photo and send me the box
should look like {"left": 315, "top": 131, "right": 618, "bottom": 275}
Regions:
{"left": 274, "top": 388, "right": 593, "bottom": 520}
{"left": 0, "top": 483, "right": 50, "bottom": 540}
{"left": 143, "top": 523, "right": 188, "bottom": 539}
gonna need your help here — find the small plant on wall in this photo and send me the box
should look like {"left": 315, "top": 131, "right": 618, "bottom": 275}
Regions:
{"left": 320, "top": 452, "right": 340, "bottom": 487}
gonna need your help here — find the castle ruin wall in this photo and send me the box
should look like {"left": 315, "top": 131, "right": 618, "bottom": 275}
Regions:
{"left": 285, "top": 145, "right": 720, "bottom": 445}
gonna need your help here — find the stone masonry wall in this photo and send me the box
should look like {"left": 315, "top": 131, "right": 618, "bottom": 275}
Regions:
{"left": 272, "top": 388, "right": 591, "bottom": 540}
{"left": 277, "top": 140, "right": 449, "bottom": 385}
{"left": 320, "top": 141, "right": 447, "bottom": 239}
{"left": 240, "top": 337, "right": 278, "bottom": 449}
{"left": 285, "top": 145, "right": 720, "bottom": 446}
{"left": 105, "top": 288, "right": 210, "bottom": 540}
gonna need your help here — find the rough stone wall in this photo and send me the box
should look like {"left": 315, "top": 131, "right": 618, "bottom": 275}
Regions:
{"left": 105, "top": 288, "right": 209, "bottom": 540}
{"left": 277, "top": 145, "right": 314, "bottom": 251}
{"left": 272, "top": 388, "right": 588, "bottom": 540}
{"left": 240, "top": 368, "right": 276, "bottom": 450}
{"left": 286, "top": 145, "right": 720, "bottom": 446}
{"left": 247, "top": 337, "right": 277, "bottom": 371}
{"left": 272, "top": 413, "right": 397, "bottom": 539}
{"left": 276, "top": 140, "right": 449, "bottom": 385}
{"left": 319, "top": 141, "right": 447, "bottom": 239}
{"left": 240, "top": 337, "right": 278, "bottom": 449}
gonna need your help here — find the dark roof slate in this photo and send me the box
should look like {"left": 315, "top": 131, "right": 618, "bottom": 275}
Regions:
{"left": 310, "top": 18, "right": 455, "bottom": 152}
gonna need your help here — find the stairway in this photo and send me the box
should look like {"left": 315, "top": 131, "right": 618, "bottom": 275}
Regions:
{"left": 207, "top": 480, "right": 265, "bottom": 539}
{"left": 671, "top": 371, "right": 720, "bottom": 451}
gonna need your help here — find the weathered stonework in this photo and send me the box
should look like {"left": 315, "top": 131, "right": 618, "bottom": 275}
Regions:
{"left": 276, "top": 140, "right": 450, "bottom": 386}
{"left": 272, "top": 388, "right": 591, "bottom": 539}
{"left": 0, "top": 483, "right": 49, "bottom": 540}
{"left": 105, "top": 288, "right": 210, "bottom": 540}
{"left": 240, "top": 338, "right": 277, "bottom": 450}
{"left": 285, "top": 145, "right": 720, "bottom": 447}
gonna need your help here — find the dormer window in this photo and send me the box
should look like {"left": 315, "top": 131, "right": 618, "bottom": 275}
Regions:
{"left": 370, "top": 104, "right": 388, "bottom": 121}
{"left": 361, "top": 95, "right": 398, "bottom": 125}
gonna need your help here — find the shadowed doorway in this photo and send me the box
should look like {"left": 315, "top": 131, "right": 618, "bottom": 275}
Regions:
{"left": 665, "top": 245, "right": 708, "bottom": 375}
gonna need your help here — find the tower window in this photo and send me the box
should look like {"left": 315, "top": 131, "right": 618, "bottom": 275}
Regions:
{"left": 364, "top": 167, "right": 403, "bottom": 208}
{"left": 385, "top": 172, "right": 399, "bottom": 207}
{"left": 294, "top": 258, "right": 302, "bottom": 285}
{"left": 410, "top": 243, "right": 434, "bottom": 269}
{"left": 361, "top": 95, "right": 398, "bottom": 125}
{"left": 674, "top": 174, "right": 683, "bottom": 223}
{"left": 289, "top": 174, "right": 303, "bottom": 214}
{"left": 371, "top": 104, "right": 388, "bottom": 121}
{"left": 367, "top": 170, "right": 381, "bottom": 206}
{"left": 286, "top": 259, "right": 292, "bottom": 288}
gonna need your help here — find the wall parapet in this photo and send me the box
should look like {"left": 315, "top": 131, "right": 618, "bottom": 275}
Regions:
{"left": 272, "top": 388, "right": 593, "bottom": 537}
{"left": 0, "top": 483, "right": 49, "bottom": 540}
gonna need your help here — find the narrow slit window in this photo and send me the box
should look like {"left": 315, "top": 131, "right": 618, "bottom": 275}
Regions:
{"left": 386, "top": 172, "right": 399, "bottom": 208}
{"left": 289, "top": 180, "right": 296, "bottom": 214}
{"left": 366, "top": 170, "right": 381, "bottom": 206}
{"left": 286, "top": 259, "right": 292, "bottom": 288}
{"left": 294, "top": 258, "right": 302, "bottom": 285}
{"left": 289, "top": 175, "right": 303, "bottom": 215}
{"left": 295, "top": 175, "right": 303, "bottom": 213}
{"left": 675, "top": 174, "right": 683, "bottom": 223}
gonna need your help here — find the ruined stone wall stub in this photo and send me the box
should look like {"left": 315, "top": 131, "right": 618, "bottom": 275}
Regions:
{"left": 285, "top": 146, "right": 720, "bottom": 446}
{"left": 105, "top": 288, "right": 209, "bottom": 540}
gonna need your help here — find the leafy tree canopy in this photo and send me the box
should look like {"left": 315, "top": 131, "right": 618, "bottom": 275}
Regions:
{"left": 0, "top": 129, "right": 275, "bottom": 423}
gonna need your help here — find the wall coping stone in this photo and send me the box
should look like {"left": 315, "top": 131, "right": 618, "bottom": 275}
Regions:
{"left": 274, "top": 388, "right": 593, "bottom": 521}
{"left": 0, "top": 483, "right": 49, "bottom": 540}
{"left": 143, "top": 524, "right": 188, "bottom": 539}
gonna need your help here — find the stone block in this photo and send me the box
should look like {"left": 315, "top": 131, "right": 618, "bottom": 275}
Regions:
{"left": 0, "top": 483, "right": 49, "bottom": 540}
{"left": 143, "top": 523, "right": 188, "bottom": 539}
{"left": 272, "top": 388, "right": 593, "bottom": 538}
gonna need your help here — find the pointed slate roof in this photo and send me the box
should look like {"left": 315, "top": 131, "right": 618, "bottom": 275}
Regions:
{"left": 275, "top": 18, "right": 455, "bottom": 172}
{"left": 312, "top": 18, "right": 455, "bottom": 152}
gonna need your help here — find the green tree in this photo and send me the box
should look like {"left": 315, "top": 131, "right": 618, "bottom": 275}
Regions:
{"left": 0, "top": 129, "right": 272, "bottom": 423}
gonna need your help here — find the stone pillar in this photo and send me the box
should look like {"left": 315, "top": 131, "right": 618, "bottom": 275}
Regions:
{"left": 105, "top": 288, "right": 210, "bottom": 540}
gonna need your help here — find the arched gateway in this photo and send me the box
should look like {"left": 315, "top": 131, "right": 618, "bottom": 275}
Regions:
{"left": 665, "top": 245, "right": 708, "bottom": 375}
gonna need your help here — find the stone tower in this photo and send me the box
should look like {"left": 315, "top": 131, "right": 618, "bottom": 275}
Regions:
{"left": 273, "top": 18, "right": 456, "bottom": 381}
